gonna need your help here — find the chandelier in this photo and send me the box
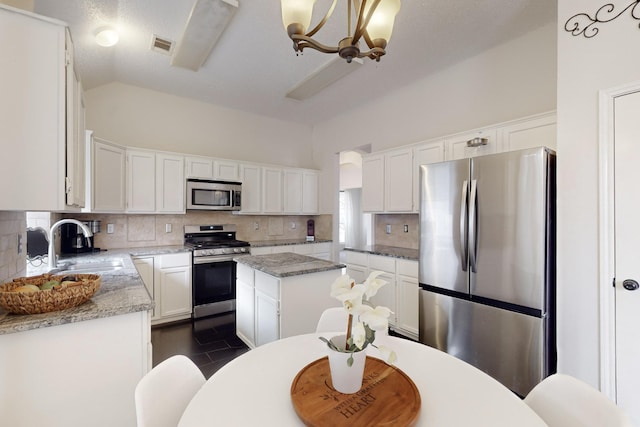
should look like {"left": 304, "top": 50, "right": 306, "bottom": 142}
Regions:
{"left": 280, "top": 0, "right": 401, "bottom": 63}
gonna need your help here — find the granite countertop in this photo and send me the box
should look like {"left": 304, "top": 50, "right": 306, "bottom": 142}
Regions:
{"left": 236, "top": 252, "right": 345, "bottom": 278}
{"left": 343, "top": 245, "right": 419, "bottom": 261}
{"left": 249, "top": 239, "right": 332, "bottom": 248}
{"left": 0, "top": 245, "right": 191, "bottom": 336}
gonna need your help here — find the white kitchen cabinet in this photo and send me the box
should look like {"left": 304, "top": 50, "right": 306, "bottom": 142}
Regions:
{"left": 362, "top": 154, "right": 385, "bottom": 212}
{"left": 384, "top": 147, "right": 413, "bottom": 212}
{"left": 240, "top": 163, "right": 262, "bottom": 213}
{"left": 395, "top": 259, "right": 419, "bottom": 340}
{"left": 368, "top": 255, "right": 397, "bottom": 328}
{"left": 445, "top": 128, "right": 498, "bottom": 160}
{"left": 284, "top": 168, "right": 303, "bottom": 213}
{"left": 255, "top": 270, "right": 280, "bottom": 347}
{"left": 497, "top": 112, "right": 557, "bottom": 152}
{"left": 214, "top": 159, "right": 240, "bottom": 181}
{"left": 0, "top": 7, "right": 84, "bottom": 211}
{"left": 302, "top": 170, "right": 319, "bottom": 214}
{"left": 185, "top": 155, "right": 214, "bottom": 179}
{"left": 127, "top": 149, "right": 156, "bottom": 213}
{"left": 133, "top": 256, "right": 157, "bottom": 321}
{"left": 91, "top": 138, "right": 126, "bottom": 212}
{"left": 156, "top": 152, "right": 185, "bottom": 213}
{"left": 236, "top": 263, "right": 255, "bottom": 346}
{"left": 134, "top": 252, "right": 192, "bottom": 325}
{"left": 413, "top": 140, "right": 445, "bottom": 212}
{"left": 66, "top": 68, "right": 86, "bottom": 208}
{"left": 263, "top": 166, "right": 284, "bottom": 213}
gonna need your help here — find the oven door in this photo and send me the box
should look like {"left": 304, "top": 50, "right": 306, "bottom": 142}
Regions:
{"left": 192, "top": 255, "right": 237, "bottom": 318}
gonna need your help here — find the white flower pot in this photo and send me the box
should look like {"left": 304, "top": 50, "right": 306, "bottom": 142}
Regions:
{"left": 327, "top": 335, "right": 367, "bottom": 394}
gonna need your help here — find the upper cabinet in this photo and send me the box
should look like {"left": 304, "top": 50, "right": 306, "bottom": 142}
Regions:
{"left": 445, "top": 128, "right": 498, "bottom": 160}
{"left": 362, "top": 154, "right": 385, "bottom": 212}
{"left": 90, "top": 137, "right": 126, "bottom": 213}
{"left": 185, "top": 156, "right": 240, "bottom": 182}
{"left": 155, "top": 153, "right": 185, "bottom": 213}
{"left": 0, "top": 7, "right": 85, "bottom": 211}
{"left": 497, "top": 113, "right": 557, "bottom": 152}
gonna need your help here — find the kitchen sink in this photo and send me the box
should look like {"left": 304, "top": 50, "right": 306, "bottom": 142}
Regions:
{"left": 50, "top": 259, "right": 125, "bottom": 274}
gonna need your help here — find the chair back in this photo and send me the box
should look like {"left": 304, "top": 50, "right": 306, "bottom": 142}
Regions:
{"left": 135, "top": 355, "right": 206, "bottom": 427}
{"left": 524, "top": 373, "right": 633, "bottom": 427}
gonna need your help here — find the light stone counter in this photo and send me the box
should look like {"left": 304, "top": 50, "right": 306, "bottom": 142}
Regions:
{"left": 343, "top": 245, "right": 419, "bottom": 261}
{"left": 0, "top": 246, "right": 191, "bottom": 335}
{"left": 235, "top": 252, "right": 344, "bottom": 278}
{"left": 249, "top": 239, "right": 332, "bottom": 248}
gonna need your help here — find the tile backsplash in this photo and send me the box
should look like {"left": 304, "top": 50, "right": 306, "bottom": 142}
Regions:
{"left": 0, "top": 211, "right": 26, "bottom": 283}
{"left": 60, "top": 212, "right": 332, "bottom": 250}
{"left": 374, "top": 214, "right": 419, "bottom": 250}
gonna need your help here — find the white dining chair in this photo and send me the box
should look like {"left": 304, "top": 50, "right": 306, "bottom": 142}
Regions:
{"left": 524, "top": 373, "right": 633, "bottom": 427}
{"left": 134, "top": 355, "right": 206, "bottom": 427}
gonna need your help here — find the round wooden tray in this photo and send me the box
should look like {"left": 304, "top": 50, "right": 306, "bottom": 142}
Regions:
{"left": 291, "top": 356, "right": 421, "bottom": 427}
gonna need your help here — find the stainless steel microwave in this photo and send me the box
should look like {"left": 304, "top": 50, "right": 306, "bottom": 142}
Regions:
{"left": 186, "top": 179, "right": 242, "bottom": 211}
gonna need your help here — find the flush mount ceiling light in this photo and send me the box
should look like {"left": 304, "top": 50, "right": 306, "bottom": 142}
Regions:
{"left": 95, "top": 27, "right": 119, "bottom": 47}
{"left": 281, "top": 0, "right": 401, "bottom": 63}
{"left": 171, "top": 0, "right": 239, "bottom": 71}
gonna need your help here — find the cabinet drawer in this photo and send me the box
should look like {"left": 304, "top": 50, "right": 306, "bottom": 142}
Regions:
{"left": 157, "top": 252, "right": 191, "bottom": 268}
{"left": 344, "top": 251, "right": 368, "bottom": 266}
{"left": 255, "top": 271, "right": 280, "bottom": 300}
{"left": 369, "top": 254, "right": 396, "bottom": 273}
{"left": 237, "top": 263, "right": 254, "bottom": 286}
{"left": 397, "top": 259, "right": 418, "bottom": 278}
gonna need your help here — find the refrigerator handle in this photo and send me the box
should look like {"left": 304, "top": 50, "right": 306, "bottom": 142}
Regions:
{"left": 460, "top": 180, "right": 469, "bottom": 271}
{"left": 469, "top": 179, "right": 478, "bottom": 273}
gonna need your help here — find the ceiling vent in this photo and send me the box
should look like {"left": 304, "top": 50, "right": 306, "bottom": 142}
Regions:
{"left": 151, "top": 35, "right": 174, "bottom": 55}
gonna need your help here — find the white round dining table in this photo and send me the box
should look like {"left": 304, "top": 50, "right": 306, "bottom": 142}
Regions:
{"left": 178, "top": 333, "right": 547, "bottom": 427}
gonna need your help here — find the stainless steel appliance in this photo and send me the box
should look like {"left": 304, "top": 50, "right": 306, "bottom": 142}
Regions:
{"left": 186, "top": 179, "right": 242, "bottom": 211}
{"left": 60, "top": 220, "right": 101, "bottom": 254}
{"left": 184, "top": 224, "right": 250, "bottom": 319}
{"left": 418, "top": 146, "right": 556, "bottom": 397}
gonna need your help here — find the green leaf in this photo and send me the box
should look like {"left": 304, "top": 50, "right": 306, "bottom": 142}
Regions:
{"left": 319, "top": 336, "right": 340, "bottom": 352}
{"left": 347, "top": 353, "right": 354, "bottom": 367}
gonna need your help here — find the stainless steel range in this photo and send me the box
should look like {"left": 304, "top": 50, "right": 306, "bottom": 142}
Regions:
{"left": 184, "top": 224, "right": 250, "bottom": 319}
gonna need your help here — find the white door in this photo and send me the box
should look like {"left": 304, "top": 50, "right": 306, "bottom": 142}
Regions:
{"left": 613, "top": 90, "right": 640, "bottom": 424}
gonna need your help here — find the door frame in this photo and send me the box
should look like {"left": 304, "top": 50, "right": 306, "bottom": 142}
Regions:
{"left": 597, "top": 80, "right": 640, "bottom": 400}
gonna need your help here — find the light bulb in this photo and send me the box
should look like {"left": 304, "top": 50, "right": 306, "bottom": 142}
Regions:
{"left": 95, "top": 27, "right": 119, "bottom": 47}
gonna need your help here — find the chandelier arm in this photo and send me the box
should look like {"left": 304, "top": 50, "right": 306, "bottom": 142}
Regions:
{"left": 352, "top": 0, "right": 382, "bottom": 43}
{"left": 291, "top": 34, "right": 340, "bottom": 54}
{"left": 357, "top": 46, "right": 385, "bottom": 59}
{"left": 306, "top": 0, "right": 338, "bottom": 38}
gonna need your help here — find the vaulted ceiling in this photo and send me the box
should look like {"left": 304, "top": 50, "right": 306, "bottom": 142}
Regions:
{"left": 32, "top": 0, "right": 557, "bottom": 125}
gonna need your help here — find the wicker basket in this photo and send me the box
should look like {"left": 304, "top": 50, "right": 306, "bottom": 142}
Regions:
{"left": 0, "top": 273, "right": 101, "bottom": 315}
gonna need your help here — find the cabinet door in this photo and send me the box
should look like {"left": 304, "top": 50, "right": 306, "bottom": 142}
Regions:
{"left": 214, "top": 159, "right": 239, "bottom": 181}
{"left": 346, "top": 264, "right": 368, "bottom": 284}
{"left": 236, "top": 278, "right": 255, "bottom": 347}
{"left": 283, "top": 169, "right": 303, "bottom": 213}
{"left": 185, "top": 156, "right": 214, "bottom": 179}
{"left": 262, "top": 167, "right": 283, "bottom": 213}
{"left": 255, "top": 291, "right": 279, "bottom": 346}
{"left": 384, "top": 148, "right": 413, "bottom": 212}
{"left": 396, "top": 260, "right": 419, "bottom": 339}
{"left": 413, "top": 141, "right": 445, "bottom": 212}
{"left": 93, "top": 140, "right": 126, "bottom": 212}
{"left": 65, "top": 44, "right": 86, "bottom": 209}
{"left": 362, "top": 154, "right": 384, "bottom": 212}
{"left": 133, "top": 257, "right": 157, "bottom": 321}
{"left": 302, "top": 170, "right": 319, "bottom": 214}
{"left": 157, "top": 266, "right": 192, "bottom": 318}
{"left": 127, "top": 149, "right": 156, "bottom": 212}
{"left": 498, "top": 114, "right": 557, "bottom": 152}
{"left": 156, "top": 153, "right": 185, "bottom": 213}
{"left": 446, "top": 129, "right": 497, "bottom": 160}
{"left": 239, "top": 164, "right": 261, "bottom": 213}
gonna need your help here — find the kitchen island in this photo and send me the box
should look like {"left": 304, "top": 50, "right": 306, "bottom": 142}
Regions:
{"left": 235, "top": 252, "right": 345, "bottom": 349}
{"left": 0, "top": 246, "right": 187, "bottom": 427}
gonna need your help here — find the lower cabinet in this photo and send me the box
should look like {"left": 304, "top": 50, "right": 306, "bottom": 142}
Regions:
{"left": 343, "top": 251, "right": 419, "bottom": 341}
{"left": 134, "top": 252, "right": 192, "bottom": 325}
{"left": 236, "top": 264, "right": 342, "bottom": 349}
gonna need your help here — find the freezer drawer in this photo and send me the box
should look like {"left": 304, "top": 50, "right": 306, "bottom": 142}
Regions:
{"left": 419, "top": 289, "right": 548, "bottom": 397}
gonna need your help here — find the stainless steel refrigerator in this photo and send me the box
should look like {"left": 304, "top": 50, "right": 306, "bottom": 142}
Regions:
{"left": 418, "top": 146, "right": 556, "bottom": 397}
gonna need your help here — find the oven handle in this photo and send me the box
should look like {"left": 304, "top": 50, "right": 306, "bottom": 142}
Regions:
{"left": 193, "top": 254, "right": 248, "bottom": 264}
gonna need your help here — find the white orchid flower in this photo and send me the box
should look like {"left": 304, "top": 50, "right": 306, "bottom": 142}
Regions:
{"left": 330, "top": 274, "right": 355, "bottom": 299}
{"left": 351, "top": 321, "right": 366, "bottom": 350}
{"left": 358, "top": 305, "right": 392, "bottom": 331}
{"left": 363, "top": 271, "right": 388, "bottom": 299}
{"left": 335, "top": 284, "right": 365, "bottom": 314}
{"left": 377, "top": 345, "right": 397, "bottom": 364}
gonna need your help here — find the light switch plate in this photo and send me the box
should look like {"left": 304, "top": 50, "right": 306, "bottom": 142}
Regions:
{"left": 107, "top": 223, "right": 114, "bottom": 234}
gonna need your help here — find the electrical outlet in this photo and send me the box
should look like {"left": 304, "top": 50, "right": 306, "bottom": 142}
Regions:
{"left": 17, "top": 234, "right": 22, "bottom": 254}
{"left": 386, "top": 224, "right": 391, "bottom": 234}
{"left": 165, "top": 223, "right": 172, "bottom": 233}
{"left": 404, "top": 225, "right": 409, "bottom": 233}
{"left": 107, "top": 223, "right": 115, "bottom": 234}
{"left": 290, "top": 222, "right": 296, "bottom": 229}
{"left": 253, "top": 222, "right": 259, "bottom": 230}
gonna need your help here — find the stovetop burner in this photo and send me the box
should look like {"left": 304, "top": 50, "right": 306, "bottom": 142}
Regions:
{"left": 184, "top": 224, "right": 250, "bottom": 257}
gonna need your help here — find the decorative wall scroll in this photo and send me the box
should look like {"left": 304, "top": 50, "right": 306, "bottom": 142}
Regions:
{"left": 565, "top": 1, "right": 640, "bottom": 38}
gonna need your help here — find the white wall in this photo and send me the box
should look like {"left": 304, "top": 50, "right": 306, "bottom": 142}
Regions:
{"left": 84, "top": 82, "right": 315, "bottom": 169}
{"left": 312, "top": 21, "right": 557, "bottom": 220}
{"left": 557, "top": 0, "right": 640, "bottom": 388}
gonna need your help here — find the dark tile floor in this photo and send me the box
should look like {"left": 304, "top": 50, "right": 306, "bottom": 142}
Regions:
{"left": 151, "top": 312, "right": 250, "bottom": 379}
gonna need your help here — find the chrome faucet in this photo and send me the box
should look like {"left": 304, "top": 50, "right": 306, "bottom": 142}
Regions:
{"left": 48, "top": 219, "right": 93, "bottom": 270}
